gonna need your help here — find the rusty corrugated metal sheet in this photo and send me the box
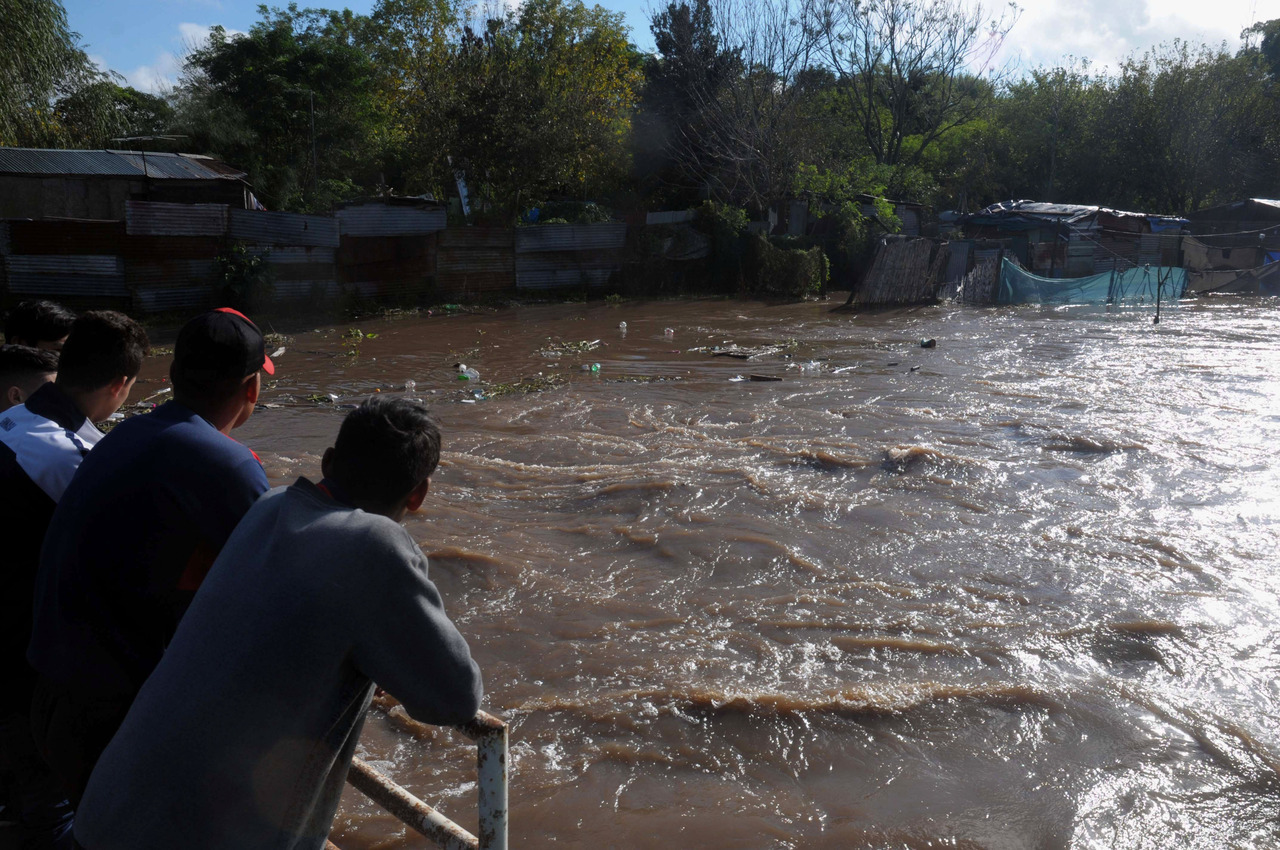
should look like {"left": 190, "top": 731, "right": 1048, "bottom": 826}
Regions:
{"left": 127, "top": 258, "right": 218, "bottom": 289}
{"left": 246, "top": 246, "right": 337, "bottom": 265}
{"left": 271, "top": 280, "right": 341, "bottom": 301}
{"left": 120, "top": 235, "right": 221, "bottom": 259}
{"left": 336, "top": 204, "right": 446, "bottom": 237}
{"left": 516, "top": 267, "right": 615, "bottom": 289}
{"left": 229, "top": 209, "right": 339, "bottom": 248}
{"left": 6, "top": 255, "right": 127, "bottom": 298}
{"left": 437, "top": 227, "right": 514, "bottom": 294}
{"left": 127, "top": 201, "right": 229, "bottom": 237}
{"left": 8, "top": 219, "right": 125, "bottom": 254}
{"left": 515, "top": 223, "right": 626, "bottom": 253}
{"left": 134, "top": 286, "right": 215, "bottom": 313}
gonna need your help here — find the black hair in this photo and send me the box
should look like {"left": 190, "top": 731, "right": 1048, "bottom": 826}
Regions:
{"left": 57, "top": 311, "right": 151, "bottom": 392}
{"left": 4, "top": 300, "right": 77, "bottom": 346}
{"left": 330, "top": 396, "right": 442, "bottom": 510}
{"left": 0, "top": 344, "right": 60, "bottom": 388}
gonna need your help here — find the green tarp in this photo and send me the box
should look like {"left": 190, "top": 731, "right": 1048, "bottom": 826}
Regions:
{"left": 998, "top": 258, "right": 1186, "bottom": 305}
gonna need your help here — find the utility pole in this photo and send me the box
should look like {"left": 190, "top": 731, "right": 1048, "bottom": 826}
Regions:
{"left": 310, "top": 90, "right": 318, "bottom": 195}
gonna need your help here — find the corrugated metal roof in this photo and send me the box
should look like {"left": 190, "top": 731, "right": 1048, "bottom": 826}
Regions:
{"left": 127, "top": 201, "right": 229, "bottom": 237}
{"left": 6, "top": 254, "right": 128, "bottom": 297}
{"left": 335, "top": 204, "right": 446, "bottom": 237}
{"left": 0, "top": 148, "right": 244, "bottom": 179}
{"left": 229, "top": 209, "right": 339, "bottom": 247}
{"left": 516, "top": 223, "right": 627, "bottom": 253}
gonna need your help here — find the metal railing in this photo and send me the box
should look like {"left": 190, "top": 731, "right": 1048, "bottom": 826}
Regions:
{"left": 335, "top": 707, "right": 509, "bottom": 850}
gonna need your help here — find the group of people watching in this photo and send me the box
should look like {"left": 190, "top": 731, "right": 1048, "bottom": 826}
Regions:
{"left": 1, "top": 300, "right": 484, "bottom": 849}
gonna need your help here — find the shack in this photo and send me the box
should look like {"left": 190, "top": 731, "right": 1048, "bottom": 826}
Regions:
{"left": 1184, "top": 199, "right": 1280, "bottom": 238}
{"left": 959, "top": 200, "right": 1186, "bottom": 278}
{"left": 0, "top": 148, "right": 252, "bottom": 220}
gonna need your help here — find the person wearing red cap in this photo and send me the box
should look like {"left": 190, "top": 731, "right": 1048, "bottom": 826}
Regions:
{"left": 26, "top": 308, "right": 274, "bottom": 808}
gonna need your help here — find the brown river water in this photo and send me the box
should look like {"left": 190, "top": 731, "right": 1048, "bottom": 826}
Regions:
{"left": 138, "top": 295, "right": 1280, "bottom": 849}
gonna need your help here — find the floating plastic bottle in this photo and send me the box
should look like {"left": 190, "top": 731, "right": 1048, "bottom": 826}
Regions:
{"left": 663, "top": 327, "right": 675, "bottom": 338}
{"left": 618, "top": 321, "right": 627, "bottom": 330}
{"left": 403, "top": 379, "right": 416, "bottom": 393}
{"left": 456, "top": 365, "right": 480, "bottom": 381}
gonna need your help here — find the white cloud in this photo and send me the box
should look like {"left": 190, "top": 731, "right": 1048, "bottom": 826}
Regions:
{"left": 117, "top": 22, "right": 244, "bottom": 94}
{"left": 989, "top": 0, "right": 1263, "bottom": 75}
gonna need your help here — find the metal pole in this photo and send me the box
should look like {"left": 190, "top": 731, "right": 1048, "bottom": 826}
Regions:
{"left": 348, "top": 757, "right": 479, "bottom": 850}
{"left": 461, "top": 712, "right": 509, "bottom": 850}
{"left": 310, "top": 91, "right": 318, "bottom": 195}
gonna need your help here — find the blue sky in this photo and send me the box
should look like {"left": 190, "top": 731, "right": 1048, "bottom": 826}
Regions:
{"left": 65, "top": 0, "right": 1271, "bottom": 94}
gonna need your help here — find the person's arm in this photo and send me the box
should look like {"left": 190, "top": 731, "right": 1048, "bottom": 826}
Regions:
{"left": 351, "top": 529, "right": 483, "bottom": 726}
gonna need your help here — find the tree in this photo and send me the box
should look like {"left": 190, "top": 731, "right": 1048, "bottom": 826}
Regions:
{"left": 634, "top": 0, "right": 742, "bottom": 205}
{"left": 446, "top": 0, "right": 642, "bottom": 219}
{"left": 55, "top": 82, "right": 176, "bottom": 148}
{"left": 177, "top": 5, "right": 386, "bottom": 211}
{"left": 813, "top": 0, "right": 1019, "bottom": 186}
{"left": 0, "top": 0, "right": 120, "bottom": 147}
{"left": 648, "top": 0, "right": 824, "bottom": 212}
{"left": 359, "top": 0, "right": 468, "bottom": 196}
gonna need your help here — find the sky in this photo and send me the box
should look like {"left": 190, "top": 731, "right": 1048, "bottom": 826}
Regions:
{"left": 64, "top": 0, "right": 1276, "bottom": 94}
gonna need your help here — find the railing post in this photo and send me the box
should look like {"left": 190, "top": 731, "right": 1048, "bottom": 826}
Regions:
{"left": 345, "top": 707, "right": 508, "bottom": 850}
{"left": 462, "top": 711, "right": 508, "bottom": 850}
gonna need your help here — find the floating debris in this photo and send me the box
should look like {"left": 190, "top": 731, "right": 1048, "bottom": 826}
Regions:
{"left": 485, "top": 373, "right": 568, "bottom": 397}
{"left": 605, "top": 375, "right": 684, "bottom": 384}
{"left": 540, "top": 339, "right": 602, "bottom": 356}
{"left": 920, "top": 338, "right": 937, "bottom": 348}
{"left": 749, "top": 374, "right": 782, "bottom": 382}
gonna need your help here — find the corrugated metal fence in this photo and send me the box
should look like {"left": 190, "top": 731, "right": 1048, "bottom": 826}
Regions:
{"left": 1, "top": 206, "right": 630, "bottom": 312}
{"left": 515, "top": 223, "right": 626, "bottom": 290}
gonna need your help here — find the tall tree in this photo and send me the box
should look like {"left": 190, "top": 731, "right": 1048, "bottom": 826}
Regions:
{"left": 0, "top": 0, "right": 119, "bottom": 147}
{"left": 177, "top": 6, "right": 386, "bottom": 211}
{"left": 447, "top": 0, "right": 642, "bottom": 218}
{"left": 813, "top": 0, "right": 1018, "bottom": 184}
{"left": 360, "top": 0, "right": 467, "bottom": 196}
{"left": 634, "top": 0, "right": 742, "bottom": 205}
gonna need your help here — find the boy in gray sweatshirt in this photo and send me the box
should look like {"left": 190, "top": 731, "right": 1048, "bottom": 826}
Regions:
{"left": 73, "top": 396, "right": 484, "bottom": 850}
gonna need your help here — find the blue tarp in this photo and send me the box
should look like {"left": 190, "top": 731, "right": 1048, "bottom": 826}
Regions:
{"left": 998, "top": 258, "right": 1187, "bottom": 305}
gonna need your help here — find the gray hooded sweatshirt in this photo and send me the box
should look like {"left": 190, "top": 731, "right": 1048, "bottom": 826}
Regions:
{"left": 74, "top": 478, "right": 483, "bottom": 849}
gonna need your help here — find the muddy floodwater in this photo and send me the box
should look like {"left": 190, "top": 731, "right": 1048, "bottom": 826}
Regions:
{"left": 146, "top": 296, "right": 1280, "bottom": 848}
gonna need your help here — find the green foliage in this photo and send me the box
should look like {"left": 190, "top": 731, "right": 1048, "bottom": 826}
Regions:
{"left": 178, "top": 6, "right": 388, "bottom": 212}
{"left": 0, "top": 0, "right": 125, "bottom": 147}
{"left": 216, "top": 245, "right": 274, "bottom": 313}
{"left": 448, "top": 0, "right": 642, "bottom": 221}
{"left": 744, "top": 233, "right": 827, "bottom": 299}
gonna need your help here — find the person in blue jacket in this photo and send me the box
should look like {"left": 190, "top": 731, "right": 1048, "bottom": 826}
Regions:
{"left": 0, "top": 311, "right": 148, "bottom": 849}
{"left": 26, "top": 307, "right": 273, "bottom": 806}
{"left": 74, "top": 396, "right": 483, "bottom": 850}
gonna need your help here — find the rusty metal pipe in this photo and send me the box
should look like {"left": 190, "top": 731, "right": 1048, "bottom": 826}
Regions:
{"left": 347, "top": 757, "right": 478, "bottom": 850}
{"left": 469, "top": 714, "right": 508, "bottom": 850}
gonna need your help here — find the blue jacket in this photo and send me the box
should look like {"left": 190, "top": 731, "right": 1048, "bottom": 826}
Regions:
{"left": 28, "top": 400, "right": 268, "bottom": 697}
